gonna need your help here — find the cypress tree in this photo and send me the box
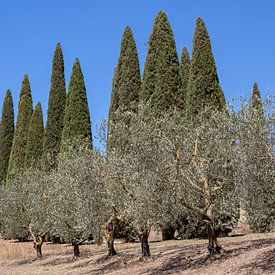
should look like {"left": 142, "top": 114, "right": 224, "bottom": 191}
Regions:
{"left": 61, "top": 58, "right": 92, "bottom": 150}
{"left": 107, "top": 26, "right": 141, "bottom": 152}
{"left": 7, "top": 75, "right": 33, "bottom": 181}
{"left": 140, "top": 11, "right": 182, "bottom": 115}
{"left": 187, "top": 17, "right": 226, "bottom": 117}
{"left": 247, "top": 83, "right": 273, "bottom": 231}
{"left": 43, "top": 43, "right": 66, "bottom": 169}
{"left": 0, "top": 90, "right": 14, "bottom": 183}
{"left": 180, "top": 47, "right": 190, "bottom": 112}
{"left": 25, "top": 102, "right": 44, "bottom": 168}
{"left": 251, "top": 83, "right": 263, "bottom": 115}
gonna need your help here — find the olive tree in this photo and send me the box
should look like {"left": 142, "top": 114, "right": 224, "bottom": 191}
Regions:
{"left": 48, "top": 143, "right": 109, "bottom": 257}
{"left": 236, "top": 94, "right": 274, "bottom": 232}
{"left": 0, "top": 168, "right": 52, "bottom": 258}
{"left": 106, "top": 105, "right": 243, "bottom": 256}
{"left": 104, "top": 107, "right": 170, "bottom": 257}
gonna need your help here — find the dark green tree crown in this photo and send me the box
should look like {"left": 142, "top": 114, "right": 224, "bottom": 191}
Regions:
{"left": 43, "top": 42, "right": 66, "bottom": 169}
{"left": 251, "top": 83, "right": 263, "bottom": 113}
{"left": 61, "top": 58, "right": 92, "bottom": 150}
{"left": 7, "top": 75, "right": 33, "bottom": 182}
{"left": 25, "top": 102, "right": 44, "bottom": 168}
{"left": 107, "top": 26, "right": 141, "bottom": 154}
{"left": 0, "top": 90, "right": 14, "bottom": 183}
{"left": 187, "top": 17, "right": 226, "bottom": 117}
{"left": 180, "top": 47, "right": 191, "bottom": 111}
{"left": 140, "top": 10, "right": 182, "bottom": 114}
{"left": 109, "top": 26, "right": 141, "bottom": 114}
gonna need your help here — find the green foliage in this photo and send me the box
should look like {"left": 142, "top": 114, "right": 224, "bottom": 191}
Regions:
{"left": 240, "top": 87, "right": 274, "bottom": 232}
{"left": 49, "top": 144, "right": 108, "bottom": 250}
{"left": 43, "top": 43, "right": 66, "bottom": 170}
{"left": 180, "top": 47, "right": 190, "bottom": 112}
{"left": 0, "top": 168, "right": 51, "bottom": 241}
{"left": 7, "top": 75, "right": 33, "bottom": 183}
{"left": 0, "top": 90, "right": 14, "bottom": 184}
{"left": 251, "top": 83, "right": 264, "bottom": 116}
{"left": 140, "top": 11, "right": 182, "bottom": 115}
{"left": 25, "top": 102, "right": 44, "bottom": 168}
{"left": 187, "top": 17, "right": 226, "bottom": 117}
{"left": 61, "top": 58, "right": 92, "bottom": 151}
{"left": 107, "top": 26, "right": 141, "bottom": 153}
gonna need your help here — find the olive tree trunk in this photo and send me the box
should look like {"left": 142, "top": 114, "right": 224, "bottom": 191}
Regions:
{"left": 207, "top": 226, "right": 223, "bottom": 255}
{"left": 33, "top": 235, "right": 44, "bottom": 259}
{"left": 72, "top": 241, "right": 80, "bottom": 257}
{"left": 138, "top": 229, "right": 150, "bottom": 257}
{"left": 104, "top": 219, "right": 117, "bottom": 256}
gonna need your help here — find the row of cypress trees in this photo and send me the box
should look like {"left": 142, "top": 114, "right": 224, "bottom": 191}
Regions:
{"left": 107, "top": 11, "right": 264, "bottom": 239}
{"left": 0, "top": 44, "right": 92, "bottom": 184}
{"left": 0, "top": 10, "right": 263, "bottom": 185}
{"left": 108, "top": 11, "right": 227, "bottom": 153}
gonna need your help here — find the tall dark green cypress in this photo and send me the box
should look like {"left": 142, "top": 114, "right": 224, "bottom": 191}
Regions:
{"left": 43, "top": 43, "right": 66, "bottom": 169}
{"left": 180, "top": 47, "right": 190, "bottom": 112}
{"left": 7, "top": 75, "right": 33, "bottom": 182}
{"left": 187, "top": 17, "right": 226, "bottom": 117}
{"left": 61, "top": 58, "right": 92, "bottom": 150}
{"left": 25, "top": 102, "right": 44, "bottom": 168}
{"left": 251, "top": 83, "right": 263, "bottom": 115}
{"left": 140, "top": 11, "right": 182, "bottom": 115}
{"left": 107, "top": 26, "right": 141, "bottom": 152}
{"left": 0, "top": 90, "right": 14, "bottom": 183}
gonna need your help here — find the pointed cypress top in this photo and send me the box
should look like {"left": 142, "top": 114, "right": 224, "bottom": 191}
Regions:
{"left": 180, "top": 47, "right": 191, "bottom": 111}
{"left": 141, "top": 10, "right": 182, "bottom": 114}
{"left": 251, "top": 83, "right": 263, "bottom": 114}
{"left": 43, "top": 42, "right": 66, "bottom": 170}
{"left": 156, "top": 10, "right": 168, "bottom": 19}
{"left": 7, "top": 75, "right": 33, "bottom": 182}
{"left": 5, "top": 89, "right": 12, "bottom": 100}
{"left": 124, "top": 25, "right": 132, "bottom": 35}
{"left": 56, "top": 42, "right": 62, "bottom": 49}
{"left": 33, "top": 102, "right": 43, "bottom": 114}
{"left": 21, "top": 74, "right": 31, "bottom": 96}
{"left": 109, "top": 25, "right": 141, "bottom": 114}
{"left": 0, "top": 89, "right": 14, "bottom": 183}
{"left": 107, "top": 25, "right": 141, "bottom": 154}
{"left": 61, "top": 58, "right": 92, "bottom": 150}
{"left": 180, "top": 47, "right": 190, "bottom": 64}
{"left": 187, "top": 17, "right": 226, "bottom": 117}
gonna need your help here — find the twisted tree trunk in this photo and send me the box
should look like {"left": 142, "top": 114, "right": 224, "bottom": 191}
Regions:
{"left": 72, "top": 241, "right": 80, "bottom": 257}
{"left": 207, "top": 226, "right": 223, "bottom": 255}
{"left": 104, "top": 219, "right": 117, "bottom": 256}
{"left": 33, "top": 235, "right": 43, "bottom": 259}
{"left": 139, "top": 229, "right": 150, "bottom": 257}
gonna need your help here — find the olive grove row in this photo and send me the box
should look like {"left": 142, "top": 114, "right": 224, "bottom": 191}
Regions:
{"left": 0, "top": 97, "right": 274, "bottom": 259}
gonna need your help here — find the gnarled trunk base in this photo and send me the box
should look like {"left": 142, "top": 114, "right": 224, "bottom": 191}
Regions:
{"left": 72, "top": 242, "right": 80, "bottom": 257}
{"left": 33, "top": 236, "right": 43, "bottom": 259}
{"left": 104, "top": 219, "right": 117, "bottom": 256}
{"left": 139, "top": 230, "right": 150, "bottom": 257}
{"left": 208, "top": 227, "right": 223, "bottom": 255}
{"left": 107, "top": 238, "right": 117, "bottom": 256}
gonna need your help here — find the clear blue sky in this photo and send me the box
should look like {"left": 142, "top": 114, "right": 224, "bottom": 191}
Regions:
{"left": 0, "top": 0, "right": 274, "bottom": 143}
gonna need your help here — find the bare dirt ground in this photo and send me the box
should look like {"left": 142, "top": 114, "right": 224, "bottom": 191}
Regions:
{"left": 0, "top": 232, "right": 274, "bottom": 274}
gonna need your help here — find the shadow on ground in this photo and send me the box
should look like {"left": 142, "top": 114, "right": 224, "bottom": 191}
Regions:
{"left": 149, "top": 238, "right": 274, "bottom": 274}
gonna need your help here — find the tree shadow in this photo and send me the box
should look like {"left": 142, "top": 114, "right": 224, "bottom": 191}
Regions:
{"left": 87, "top": 251, "right": 137, "bottom": 274}
{"left": 239, "top": 249, "right": 275, "bottom": 273}
{"left": 149, "top": 237, "right": 274, "bottom": 274}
